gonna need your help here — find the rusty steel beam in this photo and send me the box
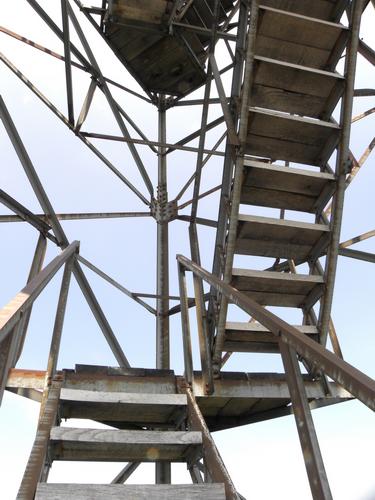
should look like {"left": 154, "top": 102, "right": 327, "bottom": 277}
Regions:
{"left": 280, "top": 342, "right": 332, "bottom": 499}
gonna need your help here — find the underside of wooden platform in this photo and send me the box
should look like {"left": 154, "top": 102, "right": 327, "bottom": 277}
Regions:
{"left": 6, "top": 367, "right": 352, "bottom": 433}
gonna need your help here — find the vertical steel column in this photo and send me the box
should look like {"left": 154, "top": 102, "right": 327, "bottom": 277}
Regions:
{"left": 156, "top": 95, "right": 171, "bottom": 485}
{"left": 156, "top": 96, "right": 170, "bottom": 370}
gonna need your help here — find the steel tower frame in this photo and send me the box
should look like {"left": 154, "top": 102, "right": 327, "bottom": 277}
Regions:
{"left": 1, "top": 1, "right": 375, "bottom": 498}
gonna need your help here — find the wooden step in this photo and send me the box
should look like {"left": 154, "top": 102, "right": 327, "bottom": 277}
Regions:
{"left": 224, "top": 322, "right": 319, "bottom": 353}
{"left": 59, "top": 389, "right": 187, "bottom": 426}
{"left": 252, "top": 56, "right": 344, "bottom": 118}
{"left": 35, "top": 483, "right": 226, "bottom": 500}
{"left": 235, "top": 214, "right": 330, "bottom": 260}
{"left": 231, "top": 268, "right": 324, "bottom": 307}
{"left": 240, "top": 160, "right": 336, "bottom": 213}
{"left": 246, "top": 108, "right": 340, "bottom": 166}
{"left": 256, "top": 6, "right": 348, "bottom": 70}
{"left": 260, "top": 0, "right": 348, "bottom": 22}
{"left": 49, "top": 428, "right": 202, "bottom": 462}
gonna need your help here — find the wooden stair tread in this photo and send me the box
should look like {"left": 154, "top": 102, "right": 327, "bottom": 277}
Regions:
{"left": 35, "top": 483, "right": 226, "bottom": 500}
{"left": 252, "top": 55, "right": 344, "bottom": 118}
{"left": 246, "top": 108, "right": 340, "bottom": 166}
{"left": 50, "top": 428, "right": 202, "bottom": 462}
{"left": 235, "top": 214, "right": 329, "bottom": 260}
{"left": 231, "top": 269, "right": 324, "bottom": 307}
{"left": 225, "top": 322, "right": 319, "bottom": 334}
{"left": 59, "top": 389, "right": 186, "bottom": 424}
{"left": 260, "top": 0, "right": 348, "bottom": 22}
{"left": 241, "top": 160, "right": 335, "bottom": 212}
{"left": 224, "top": 322, "right": 319, "bottom": 353}
{"left": 256, "top": 6, "right": 348, "bottom": 70}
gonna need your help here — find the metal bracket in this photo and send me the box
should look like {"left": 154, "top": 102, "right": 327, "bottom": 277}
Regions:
{"left": 151, "top": 187, "right": 178, "bottom": 223}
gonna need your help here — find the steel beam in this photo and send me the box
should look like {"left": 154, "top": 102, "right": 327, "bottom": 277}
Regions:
{"left": 14, "top": 234, "right": 48, "bottom": 363}
{"left": 156, "top": 97, "right": 170, "bottom": 369}
{"left": 61, "top": 0, "right": 74, "bottom": 125}
{"left": 280, "top": 342, "right": 332, "bottom": 500}
{"left": 78, "top": 256, "right": 156, "bottom": 315}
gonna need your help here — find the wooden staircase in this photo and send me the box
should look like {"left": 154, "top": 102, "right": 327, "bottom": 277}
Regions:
{"left": 213, "top": 0, "right": 352, "bottom": 367}
{"left": 18, "top": 368, "right": 238, "bottom": 499}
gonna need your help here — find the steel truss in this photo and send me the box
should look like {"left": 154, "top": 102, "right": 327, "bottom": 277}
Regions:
{"left": 1, "top": 1, "right": 375, "bottom": 498}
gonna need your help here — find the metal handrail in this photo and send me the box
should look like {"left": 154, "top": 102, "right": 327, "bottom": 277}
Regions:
{"left": 177, "top": 254, "right": 375, "bottom": 411}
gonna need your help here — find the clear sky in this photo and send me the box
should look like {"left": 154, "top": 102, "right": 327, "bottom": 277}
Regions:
{"left": 0, "top": 1, "right": 374, "bottom": 499}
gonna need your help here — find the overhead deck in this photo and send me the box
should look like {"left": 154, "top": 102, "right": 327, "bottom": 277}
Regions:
{"left": 101, "top": 0, "right": 235, "bottom": 96}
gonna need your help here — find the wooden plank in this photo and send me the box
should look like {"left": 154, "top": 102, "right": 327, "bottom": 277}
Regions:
{"left": 241, "top": 160, "right": 335, "bottom": 211}
{"left": 59, "top": 389, "right": 186, "bottom": 423}
{"left": 243, "top": 160, "right": 335, "bottom": 193}
{"left": 109, "top": 0, "right": 168, "bottom": 25}
{"left": 246, "top": 108, "right": 340, "bottom": 165}
{"left": 60, "top": 389, "right": 186, "bottom": 406}
{"left": 231, "top": 269, "right": 324, "bottom": 307}
{"left": 224, "top": 323, "right": 319, "bottom": 352}
{"left": 50, "top": 428, "right": 202, "bottom": 462}
{"left": 235, "top": 214, "right": 329, "bottom": 259}
{"left": 259, "top": 0, "right": 348, "bottom": 21}
{"left": 225, "top": 322, "right": 318, "bottom": 335}
{"left": 252, "top": 56, "right": 344, "bottom": 117}
{"left": 35, "top": 483, "right": 226, "bottom": 500}
{"left": 64, "top": 369, "right": 177, "bottom": 394}
{"left": 256, "top": 7, "right": 347, "bottom": 69}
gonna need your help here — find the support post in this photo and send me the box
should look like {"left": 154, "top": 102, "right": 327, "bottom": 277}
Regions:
{"left": 155, "top": 95, "right": 171, "bottom": 485}
{"left": 279, "top": 341, "right": 332, "bottom": 500}
{"left": 156, "top": 96, "right": 170, "bottom": 370}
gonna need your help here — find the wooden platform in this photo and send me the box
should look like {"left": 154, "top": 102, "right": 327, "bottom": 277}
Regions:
{"left": 235, "top": 214, "right": 330, "bottom": 260}
{"left": 35, "top": 483, "right": 226, "bottom": 500}
{"left": 102, "top": 0, "right": 234, "bottom": 96}
{"left": 241, "top": 160, "right": 336, "bottom": 213}
{"left": 6, "top": 367, "right": 352, "bottom": 433}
